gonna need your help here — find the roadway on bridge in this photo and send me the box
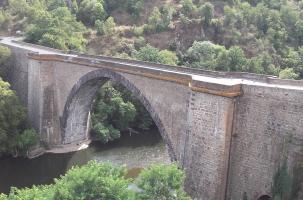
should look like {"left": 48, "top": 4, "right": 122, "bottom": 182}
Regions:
{"left": 1, "top": 37, "right": 303, "bottom": 91}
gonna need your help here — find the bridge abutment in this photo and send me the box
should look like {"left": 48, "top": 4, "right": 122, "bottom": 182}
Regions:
{"left": 183, "top": 91, "right": 236, "bottom": 200}
{"left": 2, "top": 39, "right": 303, "bottom": 200}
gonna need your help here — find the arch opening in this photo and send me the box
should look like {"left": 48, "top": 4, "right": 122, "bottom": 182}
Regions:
{"left": 61, "top": 69, "right": 177, "bottom": 161}
{"left": 257, "top": 195, "right": 272, "bottom": 200}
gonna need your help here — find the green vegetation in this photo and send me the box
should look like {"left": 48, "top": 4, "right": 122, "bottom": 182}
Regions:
{"left": 91, "top": 83, "right": 154, "bottom": 143}
{"left": 134, "top": 164, "right": 191, "bottom": 200}
{"left": 0, "top": 161, "right": 191, "bottom": 200}
{"left": 0, "top": 46, "right": 38, "bottom": 156}
{"left": 2, "top": 0, "right": 303, "bottom": 80}
{"left": 0, "top": 78, "right": 38, "bottom": 156}
{"left": 135, "top": 44, "right": 178, "bottom": 65}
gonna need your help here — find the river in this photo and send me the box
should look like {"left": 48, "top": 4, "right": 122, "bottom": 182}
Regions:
{"left": 0, "top": 129, "right": 171, "bottom": 194}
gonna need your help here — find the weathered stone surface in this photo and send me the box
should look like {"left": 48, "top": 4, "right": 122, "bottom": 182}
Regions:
{"left": 4, "top": 43, "right": 303, "bottom": 200}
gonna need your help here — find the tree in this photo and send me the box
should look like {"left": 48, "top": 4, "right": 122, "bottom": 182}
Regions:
{"left": 146, "top": 7, "right": 162, "bottom": 32}
{"left": 279, "top": 68, "right": 299, "bottom": 80}
{"left": 135, "top": 45, "right": 178, "bottom": 65}
{"left": 25, "top": 7, "right": 87, "bottom": 51}
{"left": 200, "top": 3, "right": 214, "bottom": 26}
{"left": 53, "top": 161, "right": 130, "bottom": 200}
{"left": 2, "top": 162, "right": 191, "bottom": 200}
{"left": 0, "top": 45, "right": 11, "bottom": 66}
{"left": 159, "top": 50, "right": 178, "bottom": 66}
{"left": 5, "top": 161, "right": 131, "bottom": 200}
{"left": 295, "top": 20, "right": 303, "bottom": 45}
{"left": 77, "top": 0, "right": 107, "bottom": 26}
{"left": 0, "top": 78, "right": 38, "bottom": 156}
{"left": 186, "top": 41, "right": 226, "bottom": 69}
{"left": 91, "top": 83, "right": 136, "bottom": 143}
{"left": 135, "top": 164, "right": 191, "bottom": 200}
{"left": 180, "top": 0, "right": 197, "bottom": 16}
{"left": 95, "top": 17, "right": 116, "bottom": 36}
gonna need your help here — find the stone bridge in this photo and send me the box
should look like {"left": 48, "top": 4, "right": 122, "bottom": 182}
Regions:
{"left": 2, "top": 38, "right": 303, "bottom": 200}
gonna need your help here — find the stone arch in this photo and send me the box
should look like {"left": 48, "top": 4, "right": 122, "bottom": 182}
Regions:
{"left": 61, "top": 68, "right": 177, "bottom": 161}
{"left": 257, "top": 195, "right": 272, "bottom": 200}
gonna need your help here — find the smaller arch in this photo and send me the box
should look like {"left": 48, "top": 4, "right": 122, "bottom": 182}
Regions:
{"left": 257, "top": 195, "right": 272, "bottom": 200}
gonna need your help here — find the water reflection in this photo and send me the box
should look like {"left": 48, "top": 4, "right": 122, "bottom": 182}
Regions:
{"left": 0, "top": 129, "right": 171, "bottom": 194}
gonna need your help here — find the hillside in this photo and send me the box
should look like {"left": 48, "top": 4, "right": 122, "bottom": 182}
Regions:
{"left": 1, "top": 0, "right": 303, "bottom": 80}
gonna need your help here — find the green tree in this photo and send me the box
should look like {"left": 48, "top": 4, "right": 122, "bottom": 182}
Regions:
{"left": 279, "top": 68, "right": 299, "bottom": 80}
{"left": 146, "top": 7, "right": 162, "bottom": 32}
{"left": 135, "top": 45, "right": 178, "bottom": 65}
{"left": 53, "top": 161, "right": 130, "bottom": 200}
{"left": 180, "top": 0, "right": 197, "bottom": 16}
{"left": 186, "top": 41, "right": 226, "bottom": 70}
{"left": 77, "top": 0, "right": 107, "bottom": 26}
{"left": 95, "top": 17, "right": 116, "bottom": 36}
{"left": 0, "top": 78, "right": 38, "bottom": 156}
{"left": 135, "top": 164, "right": 191, "bottom": 200}
{"left": 200, "top": 3, "right": 214, "bottom": 26}
{"left": 25, "top": 7, "right": 87, "bottom": 51}
{"left": 91, "top": 83, "right": 136, "bottom": 143}
{"left": 5, "top": 161, "right": 130, "bottom": 200}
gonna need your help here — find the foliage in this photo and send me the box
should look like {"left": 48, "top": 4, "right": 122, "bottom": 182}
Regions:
{"left": 0, "top": 45, "right": 11, "bottom": 67}
{"left": 1, "top": 162, "right": 191, "bottom": 200}
{"left": 77, "top": 0, "right": 107, "bottom": 26}
{"left": 105, "top": 0, "right": 144, "bottom": 19}
{"left": 95, "top": 17, "right": 116, "bottom": 36}
{"left": 91, "top": 81, "right": 155, "bottom": 143}
{"left": 135, "top": 44, "right": 178, "bottom": 65}
{"left": 4, "top": 161, "right": 131, "bottom": 200}
{"left": 53, "top": 161, "right": 130, "bottom": 200}
{"left": 91, "top": 83, "right": 136, "bottom": 143}
{"left": 200, "top": 3, "right": 214, "bottom": 26}
{"left": 0, "top": 10, "right": 11, "bottom": 30}
{"left": 0, "top": 78, "right": 38, "bottom": 156}
{"left": 24, "top": 6, "right": 87, "bottom": 51}
{"left": 185, "top": 40, "right": 278, "bottom": 75}
{"left": 135, "top": 164, "right": 191, "bottom": 200}
{"left": 180, "top": 0, "right": 197, "bottom": 17}
{"left": 279, "top": 68, "right": 299, "bottom": 80}
{"left": 145, "top": 4, "right": 175, "bottom": 33}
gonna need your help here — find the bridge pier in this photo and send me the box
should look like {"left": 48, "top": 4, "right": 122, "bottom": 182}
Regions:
{"left": 3, "top": 39, "right": 303, "bottom": 200}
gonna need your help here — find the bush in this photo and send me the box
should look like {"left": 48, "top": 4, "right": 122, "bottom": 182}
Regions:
{"left": 180, "top": 0, "right": 197, "bottom": 16}
{"left": 200, "top": 2, "right": 214, "bottom": 26}
{"left": 2, "top": 162, "right": 191, "bottom": 200}
{"left": 0, "top": 78, "right": 38, "bottom": 156}
{"left": 77, "top": 0, "right": 107, "bottom": 26}
{"left": 133, "top": 26, "right": 144, "bottom": 37}
{"left": 279, "top": 68, "right": 299, "bottom": 79}
{"left": 135, "top": 44, "right": 178, "bottom": 65}
{"left": 95, "top": 17, "right": 116, "bottom": 36}
{"left": 25, "top": 7, "right": 87, "bottom": 51}
{"left": 135, "top": 164, "right": 191, "bottom": 200}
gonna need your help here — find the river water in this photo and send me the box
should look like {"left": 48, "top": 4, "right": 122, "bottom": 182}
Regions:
{"left": 0, "top": 129, "right": 171, "bottom": 194}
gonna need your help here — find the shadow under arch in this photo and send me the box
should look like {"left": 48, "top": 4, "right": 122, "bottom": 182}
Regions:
{"left": 61, "top": 69, "right": 177, "bottom": 161}
{"left": 257, "top": 195, "right": 272, "bottom": 200}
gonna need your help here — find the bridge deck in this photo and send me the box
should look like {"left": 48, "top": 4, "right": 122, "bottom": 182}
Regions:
{"left": 1, "top": 37, "right": 303, "bottom": 94}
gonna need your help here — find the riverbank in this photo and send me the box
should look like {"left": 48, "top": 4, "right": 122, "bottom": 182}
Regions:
{"left": 27, "top": 140, "right": 92, "bottom": 159}
{"left": 0, "top": 130, "right": 171, "bottom": 194}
